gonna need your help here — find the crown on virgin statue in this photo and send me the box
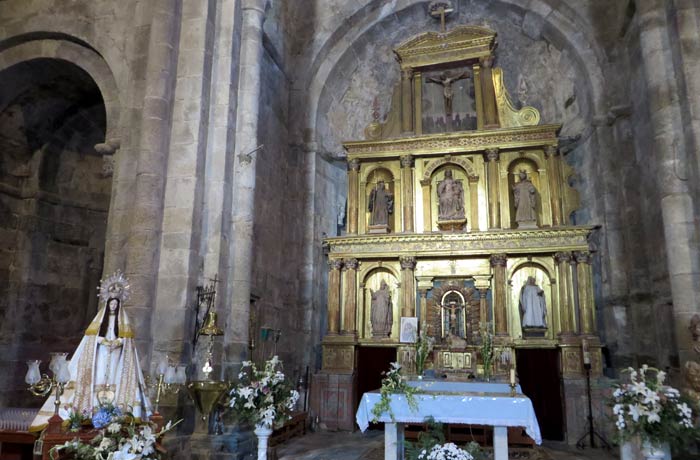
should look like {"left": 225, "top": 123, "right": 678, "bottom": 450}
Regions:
{"left": 97, "top": 269, "right": 132, "bottom": 304}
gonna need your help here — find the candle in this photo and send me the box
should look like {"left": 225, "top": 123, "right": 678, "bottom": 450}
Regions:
{"left": 582, "top": 339, "right": 591, "bottom": 365}
{"left": 510, "top": 368, "right": 516, "bottom": 385}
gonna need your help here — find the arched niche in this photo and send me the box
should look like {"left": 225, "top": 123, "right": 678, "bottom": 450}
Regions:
{"left": 421, "top": 157, "right": 479, "bottom": 232}
{"left": 508, "top": 263, "right": 554, "bottom": 340}
{"left": 506, "top": 157, "right": 544, "bottom": 228}
{"left": 363, "top": 167, "right": 397, "bottom": 233}
{"left": 361, "top": 267, "right": 400, "bottom": 340}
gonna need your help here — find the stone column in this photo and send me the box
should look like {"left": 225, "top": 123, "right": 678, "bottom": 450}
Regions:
{"left": 544, "top": 145, "right": 563, "bottom": 226}
{"left": 227, "top": 0, "right": 268, "bottom": 359}
{"left": 400, "top": 256, "right": 417, "bottom": 318}
{"left": 401, "top": 68, "right": 414, "bottom": 133}
{"left": 484, "top": 149, "right": 501, "bottom": 229}
{"left": 341, "top": 258, "right": 359, "bottom": 336}
{"left": 400, "top": 155, "right": 414, "bottom": 232}
{"left": 300, "top": 143, "right": 317, "bottom": 364}
{"left": 124, "top": 0, "right": 180, "bottom": 345}
{"left": 347, "top": 159, "right": 360, "bottom": 234}
{"left": 327, "top": 259, "right": 343, "bottom": 335}
{"left": 554, "top": 252, "right": 575, "bottom": 335}
{"left": 480, "top": 56, "right": 499, "bottom": 129}
{"left": 490, "top": 254, "right": 508, "bottom": 336}
{"left": 575, "top": 251, "right": 596, "bottom": 335}
{"left": 638, "top": 0, "right": 700, "bottom": 367}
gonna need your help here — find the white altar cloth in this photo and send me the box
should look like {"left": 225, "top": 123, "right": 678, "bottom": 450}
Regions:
{"left": 356, "top": 381, "right": 542, "bottom": 460}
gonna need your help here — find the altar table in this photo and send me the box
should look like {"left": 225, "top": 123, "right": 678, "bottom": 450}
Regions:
{"left": 356, "top": 381, "right": 542, "bottom": 460}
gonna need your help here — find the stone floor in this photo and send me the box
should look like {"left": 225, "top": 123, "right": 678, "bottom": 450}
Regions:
{"left": 276, "top": 430, "right": 618, "bottom": 460}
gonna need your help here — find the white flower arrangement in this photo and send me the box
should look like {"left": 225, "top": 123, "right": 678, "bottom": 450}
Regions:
{"left": 610, "top": 365, "right": 697, "bottom": 447}
{"left": 228, "top": 356, "right": 299, "bottom": 429}
{"left": 418, "top": 443, "right": 474, "bottom": 460}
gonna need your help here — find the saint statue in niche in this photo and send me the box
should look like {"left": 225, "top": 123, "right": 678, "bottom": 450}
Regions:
{"left": 370, "top": 279, "right": 393, "bottom": 337}
{"left": 368, "top": 180, "right": 394, "bottom": 227}
{"left": 30, "top": 271, "right": 151, "bottom": 431}
{"left": 513, "top": 170, "right": 538, "bottom": 228}
{"left": 520, "top": 276, "right": 547, "bottom": 328}
{"left": 427, "top": 70, "right": 469, "bottom": 117}
{"left": 437, "top": 170, "right": 465, "bottom": 220}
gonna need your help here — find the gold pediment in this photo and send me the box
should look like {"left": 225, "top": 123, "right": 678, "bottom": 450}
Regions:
{"left": 393, "top": 25, "right": 496, "bottom": 69}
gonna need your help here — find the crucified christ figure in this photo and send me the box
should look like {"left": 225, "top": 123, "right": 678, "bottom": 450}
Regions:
{"left": 427, "top": 70, "right": 470, "bottom": 117}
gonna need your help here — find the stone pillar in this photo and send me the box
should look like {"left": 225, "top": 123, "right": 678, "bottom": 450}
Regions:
{"left": 341, "top": 258, "right": 359, "bottom": 336}
{"left": 124, "top": 0, "right": 180, "bottom": 345}
{"left": 478, "top": 288, "right": 489, "bottom": 326}
{"left": 327, "top": 259, "right": 343, "bottom": 335}
{"left": 554, "top": 252, "right": 576, "bottom": 335}
{"left": 490, "top": 254, "right": 508, "bottom": 336}
{"left": 300, "top": 143, "right": 317, "bottom": 365}
{"left": 485, "top": 149, "right": 501, "bottom": 229}
{"left": 575, "top": 251, "right": 596, "bottom": 335}
{"left": 347, "top": 159, "right": 360, "bottom": 234}
{"left": 400, "top": 155, "right": 414, "bottom": 232}
{"left": 638, "top": 0, "right": 700, "bottom": 367}
{"left": 420, "top": 179, "right": 432, "bottom": 232}
{"left": 227, "top": 0, "right": 268, "bottom": 362}
{"left": 544, "top": 145, "right": 563, "bottom": 226}
{"left": 401, "top": 68, "right": 414, "bottom": 133}
{"left": 400, "top": 256, "right": 417, "bottom": 318}
{"left": 480, "top": 56, "right": 499, "bottom": 129}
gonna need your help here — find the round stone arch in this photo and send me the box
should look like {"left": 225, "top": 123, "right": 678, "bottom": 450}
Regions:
{"left": 0, "top": 35, "right": 121, "bottom": 141}
{"left": 305, "top": 0, "right": 609, "bottom": 144}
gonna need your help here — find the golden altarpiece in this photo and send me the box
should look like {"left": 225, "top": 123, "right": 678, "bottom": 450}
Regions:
{"left": 311, "top": 25, "right": 603, "bottom": 436}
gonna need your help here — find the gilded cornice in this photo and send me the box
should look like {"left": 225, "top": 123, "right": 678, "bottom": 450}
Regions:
{"left": 325, "top": 226, "right": 595, "bottom": 258}
{"left": 344, "top": 124, "right": 561, "bottom": 159}
{"left": 393, "top": 25, "right": 496, "bottom": 69}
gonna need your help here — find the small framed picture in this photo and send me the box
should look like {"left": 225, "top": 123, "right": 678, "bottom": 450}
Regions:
{"left": 400, "top": 317, "right": 418, "bottom": 343}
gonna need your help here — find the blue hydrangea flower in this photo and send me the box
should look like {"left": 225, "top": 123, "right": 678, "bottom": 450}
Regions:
{"left": 92, "top": 408, "right": 112, "bottom": 429}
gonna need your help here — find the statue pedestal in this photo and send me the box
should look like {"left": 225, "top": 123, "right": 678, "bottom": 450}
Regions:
{"left": 516, "top": 220, "right": 537, "bottom": 229}
{"left": 437, "top": 218, "right": 467, "bottom": 231}
{"left": 368, "top": 224, "right": 390, "bottom": 234}
{"left": 522, "top": 327, "right": 547, "bottom": 338}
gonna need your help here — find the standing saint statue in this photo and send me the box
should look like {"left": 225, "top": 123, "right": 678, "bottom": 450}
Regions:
{"left": 30, "top": 271, "right": 151, "bottom": 431}
{"left": 427, "top": 70, "right": 469, "bottom": 117}
{"left": 370, "top": 280, "right": 393, "bottom": 337}
{"left": 520, "top": 276, "right": 547, "bottom": 328}
{"left": 513, "top": 170, "right": 537, "bottom": 228}
{"left": 368, "top": 180, "right": 394, "bottom": 227}
{"left": 437, "top": 170, "right": 465, "bottom": 220}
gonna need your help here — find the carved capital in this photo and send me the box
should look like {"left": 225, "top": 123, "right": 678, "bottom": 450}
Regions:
{"left": 402, "top": 68, "right": 414, "bottom": 80}
{"left": 420, "top": 178, "right": 432, "bottom": 187}
{"left": 480, "top": 56, "right": 494, "bottom": 69}
{"left": 348, "top": 158, "right": 360, "bottom": 171}
{"left": 343, "top": 258, "right": 359, "bottom": 270}
{"left": 478, "top": 288, "right": 488, "bottom": 298}
{"left": 400, "top": 155, "right": 414, "bottom": 168}
{"left": 399, "top": 256, "right": 417, "bottom": 270}
{"left": 484, "top": 148, "right": 500, "bottom": 162}
{"left": 329, "top": 259, "right": 344, "bottom": 271}
{"left": 544, "top": 145, "right": 558, "bottom": 158}
{"left": 574, "top": 251, "right": 592, "bottom": 264}
{"left": 553, "top": 252, "right": 571, "bottom": 264}
{"left": 489, "top": 254, "right": 507, "bottom": 267}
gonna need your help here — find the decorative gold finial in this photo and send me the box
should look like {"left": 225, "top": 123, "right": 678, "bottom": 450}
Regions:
{"left": 428, "top": 1, "right": 454, "bottom": 33}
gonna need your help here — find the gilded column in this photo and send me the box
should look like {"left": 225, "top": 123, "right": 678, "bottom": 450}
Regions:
{"left": 419, "top": 289, "right": 429, "bottom": 330}
{"left": 484, "top": 148, "right": 501, "bottom": 229}
{"left": 401, "top": 68, "right": 414, "bottom": 133}
{"left": 327, "top": 259, "right": 343, "bottom": 335}
{"left": 545, "top": 145, "right": 563, "bottom": 226}
{"left": 480, "top": 56, "right": 499, "bottom": 128}
{"left": 468, "top": 176, "right": 479, "bottom": 230}
{"left": 421, "top": 179, "right": 432, "bottom": 231}
{"left": 400, "top": 155, "right": 415, "bottom": 232}
{"left": 341, "top": 258, "right": 359, "bottom": 336}
{"left": 347, "top": 159, "right": 360, "bottom": 234}
{"left": 575, "top": 251, "right": 596, "bottom": 334}
{"left": 478, "top": 288, "right": 489, "bottom": 326}
{"left": 554, "top": 252, "right": 575, "bottom": 335}
{"left": 400, "top": 256, "right": 417, "bottom": 318}
{"left": 490, "top": 254, "right": 508, "bottom": 336}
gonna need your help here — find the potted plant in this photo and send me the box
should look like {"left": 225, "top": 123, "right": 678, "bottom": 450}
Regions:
{"left": 228, "top": 356, "right": 299, "bottom": 460}
{"left": 610, "top": 365, "right": 698, "bottom": 460}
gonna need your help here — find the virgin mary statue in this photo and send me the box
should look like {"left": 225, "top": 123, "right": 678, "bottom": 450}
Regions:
{"left": 30, "top": 271, "right": 151, "bottom": 431}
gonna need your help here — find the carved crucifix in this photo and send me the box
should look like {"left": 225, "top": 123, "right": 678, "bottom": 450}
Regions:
{"left": 427, "top": 70, "right": 470, "bottom": 118}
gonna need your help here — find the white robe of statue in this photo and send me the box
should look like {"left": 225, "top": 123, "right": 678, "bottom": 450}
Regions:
{"left": 30, "top": 298, "right": 151, "bottom": 431}
{"left": 520, "top": 277, "right": 547, "bottom": 328}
